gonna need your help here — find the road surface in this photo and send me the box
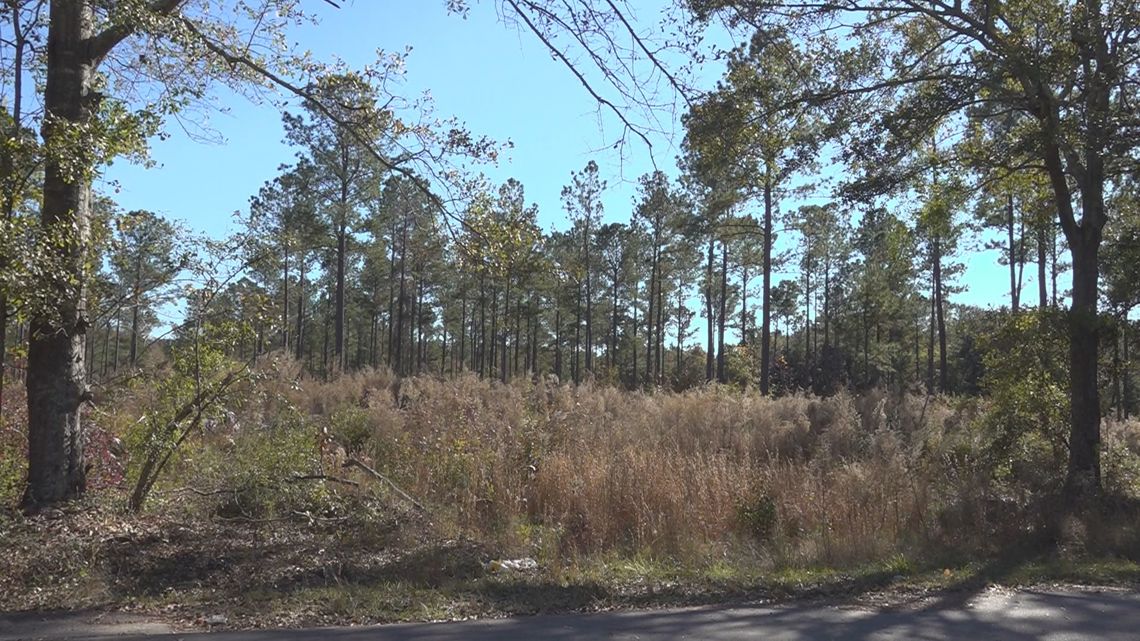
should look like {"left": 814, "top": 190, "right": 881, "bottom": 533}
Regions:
{"left": 4, "top": 587, "right": 1139, "bottom": 640}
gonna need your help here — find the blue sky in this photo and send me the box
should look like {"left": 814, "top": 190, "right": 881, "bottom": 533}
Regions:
{"left": 101, "top": 0, "right": 1028, "bottom": 317}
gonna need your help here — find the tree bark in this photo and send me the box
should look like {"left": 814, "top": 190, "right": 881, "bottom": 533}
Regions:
{"left": 760, "top": 176, "right": 773, "bottom": 394}
{"left": 129, "top": 251, "right": 141, "bottom": 366}
{"left": 23, "top": 0, "right": 99, "bottom": 509}
{"left": 934, "top": 236, "right": 948, "bottom": 393}
{"left": 334, "top": 220, "right": 347, "bottom": 373}
{"left": 645, "top": 249, "right": 656, "bottom": 383}
{"left": 573, "top": 281, "right": 581, "bottom": 384}
{"left": 1008, "top": 193, "right": 1019, "bottom": 314}
{"left": 717, "top": 241, "right": 728, "bottom": 384}
{"left": 610, "top": 267, "right": 619, "bottom": 370}
{"left": 1038, "top": 213, "right": 1049, "bottom": 312}
{"left": 705, "top": 238, "right": 714, "bottom": 383}
{"left": 554, "top": 307, "right": 562, "bottom": 381}
{"left": 282, "top": 237, "right": 290, "bottom": 351}
{"left": 630, "top": 279, "right": 638, "bottom": 388}
{"left": 295, "top": 252, "right": 306, "bottom": 361}
{"left": 1067, "top": 234, "right": 1102, "bottom": 494}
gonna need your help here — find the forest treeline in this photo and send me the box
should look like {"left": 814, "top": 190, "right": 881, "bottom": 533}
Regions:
{"left": 2, "top": 1, "right": 1140, "bottom": 513}
{"left": 67, "top": 141, "right": 1129, "bottom": 406}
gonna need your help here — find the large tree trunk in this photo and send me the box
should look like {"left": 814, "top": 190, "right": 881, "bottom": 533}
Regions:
{"left": 1044, "top": 127, "right": 1105, "bottom": 496}
{"left": 1067, "top": 234, "right": 1102, "bottom": 495}
{"left": 23, "top": 0, "right": 97, "bottom": 509}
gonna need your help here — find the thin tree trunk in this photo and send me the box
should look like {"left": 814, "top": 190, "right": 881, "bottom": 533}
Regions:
{"left": 295, "top": 253, "right": 306, "bottom": 362}
{"left": 282, "top": 238, "right": 290, "bottom": 351}
{"left": 1038, "top": 215, "right": 1049, "bottom": 311}
{"left": 554, "top": 307, "right": 562, "bottom": 381}
{"left": 676, "top": 281, "right": 684, "bottom": 383}
{"left": 760, "top": 176, "right": 773, "bottom": 395}
{"left": 321, "top": 296, "right": 330, "bottom": 378}
{"left": 717, "top": 241, "right": 728, "bottom": 384}
{"left": 573, "top": 281, "right": 581, "bottom": 384}
{"left": 584, "top": 220, "right": 593, "bottom": 377}
{"left": 823, "top": 256, "right": 831, "bottom": 347}
{"left": 101, "top": 320, "right": 110, "bottom": 377}
{"left": 459, "top": 293, "right": 467, "bottom": 372}
{"left": 1115, "top": 322, "right": 1123, "bottom": 421}
{"left": 657, "top": 281, "right": 665, "bottom": 383}
{"left": 631, "top": 279, "right": 638, "bottom": 388}
{"left": 934, "top": 236, "right": 948, "bottom": 393}
{"left": 1125, "top": 322, "right": 1132, "bottom": 420}
{"left": 705, "top": 238, "right": 714, "bottom": 383}
{"left": 646, "top": 249, "right": 656, "bottom": 383}
{"left": 129, "top": 251, "right": 141, "bottom": 366}
{"left": 610, "top": 268, "right": 619, "bottom": 370}
{"left": 113, "top": 315, "right": 121, "bottom": 372}
{"left": 490, "top": 286, "right": 499, "bottom": 380}
{"left": 334, "top": 220, "right": 347, "bottom": 373}
{"left": 803, "top": 240, "right": 812, "bottom": 372}
{"left": 1008, "top": 193, "right": 1019, "bottom": 314}
{"left": 740, "top": 264, "right": 748, "bottom": 345}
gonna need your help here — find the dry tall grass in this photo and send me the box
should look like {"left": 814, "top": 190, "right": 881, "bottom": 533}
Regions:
{"left": 46, "top": 362, "right": 1140, "bottom": 571}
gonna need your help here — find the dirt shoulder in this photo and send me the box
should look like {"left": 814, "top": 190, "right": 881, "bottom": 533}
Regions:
{"left": 4, "top": 502, "right": 1140, "bottom": 635}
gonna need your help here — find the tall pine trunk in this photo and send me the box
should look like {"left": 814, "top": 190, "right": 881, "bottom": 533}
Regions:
{"left": 717, "top": 241, "right": 728, "bottom": 384}
{"left": 705, "top": 238, "right": 714, "bottom": 383}
{"left": 295, "top": 253, "right": 306, "bottom": 361}
{"left": 1008, "top": 193, "right": 1019, "bottom": 314}
{"left": 645, "top": 250, "right": 656, "bottom": 383}
{"left": 933, "top": 236, "right": 948, "bottom": 393}
{"left": 1038, "top": 215, "right": 1049, "bottom": 312}
{"left": 334, "top": 221, "right": 347, "bottom": 373}
{"left": 760, "top": 176, "right": 773, "bottom": 394}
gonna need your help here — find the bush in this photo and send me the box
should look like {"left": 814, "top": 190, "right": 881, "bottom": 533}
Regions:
{"left": 736, "top": 491, "right": 777, "bottom": 542}
{"left": 191, "top": 412, "right": 330, "bottom": 518}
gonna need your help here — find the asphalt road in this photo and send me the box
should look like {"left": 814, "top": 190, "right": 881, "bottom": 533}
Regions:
{"left": 5, "top": 587, "right": 1140, "bottom": 641}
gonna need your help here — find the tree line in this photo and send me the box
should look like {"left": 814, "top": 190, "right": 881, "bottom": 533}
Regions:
{"left": 2, "top": 0, "right": 1139, "bottom": 512}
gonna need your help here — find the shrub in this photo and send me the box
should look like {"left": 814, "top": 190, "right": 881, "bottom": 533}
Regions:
{"left": 736, "top": 491, "right": 778, "bottom": 542}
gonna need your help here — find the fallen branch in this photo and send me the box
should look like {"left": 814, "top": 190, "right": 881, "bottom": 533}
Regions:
{"left": 343, "top": 458, "right": 427, "bottom": 513}
{"left": 164, "top": 486, "right": 237, "bottom": 497}
{"left": 287, "top": 474, "right": 360, "bottom": 487}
